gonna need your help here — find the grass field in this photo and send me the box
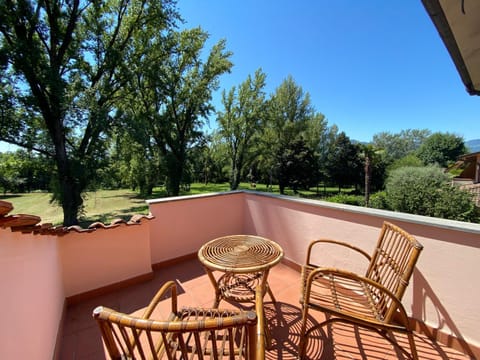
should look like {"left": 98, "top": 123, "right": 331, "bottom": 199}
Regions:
{"left": 1, "top": 189, "right": 149, "bottom": 226}
{"left": 1, "top": 183, "right": 352, "bottom": 226}
{"left": 1, "top": 184, "right": 245, "bottom": 226}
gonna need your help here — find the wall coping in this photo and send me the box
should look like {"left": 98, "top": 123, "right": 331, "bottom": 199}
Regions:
{"left": 4, "top": 189, "right": 480, "bottom": 236}
{"left": 147, "top": 190, "right": 480, "bottom": 235}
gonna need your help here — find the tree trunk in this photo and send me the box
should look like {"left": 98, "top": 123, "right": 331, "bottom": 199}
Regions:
{"left": 229, "top": 149, "right": 241, "bottom": 191}
{"left": 165, "top": 153, "right": 184, "bottom": 196}
{"left": 364, "top": 156, "right": 371, "bottom": 207}
{"left": 230, "top": 161, "right": 240, "bottom": 190}
{"left": 61, "top": 179, "right": 83, "bottom": 226}
{"left": 54, "top": 143, "right": 83, "bottom": 226}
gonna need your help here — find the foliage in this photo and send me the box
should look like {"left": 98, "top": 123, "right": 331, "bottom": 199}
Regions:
{"left": 326, "top": 194, "right": 365, "bottom": 206}
{"left": 372, "top": 129, "right": 430, "bottom": 163}
{"left": 325, "top": 132, "right": 362, "bottom": 191}
{"left": 217, "top": 69, "right": 267, "bottom": 190}
{"left": 432, "top": 184, "right": 479, "bottom": 222}
{"left": 416, "top": 132, "right": 467, "bottom": 167}
{"left": 275, "top": 137, "right": 319, "bottom": 193}
{"left": 385, "top": 166, "right": 479, "bottom": 222}
{"left": 388, "top": 154, "right": 423, "bottom": 172}
{"left": 368, "top": 191, "right": 389, "bottom": 209}
{"left": 121, "top": 27, "right": 233, "bottom": 196}
{"left": 260, "top": 76, "right": 325, "bottom": 194}
{"left": 0, "top": 0, "right": 179, "bottom": 225}
{"left": 0, "top": 150, "right": 52, "bottom": 193}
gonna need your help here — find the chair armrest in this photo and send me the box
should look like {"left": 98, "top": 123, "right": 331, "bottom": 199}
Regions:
{"left": 305, "top": 267, "right": 411, "bottom": 328}
{"left": 305, "top": 239, "right": 371, "bottom": 266}
{"left": 142, "top": 280, "right": 178, "bottom": 319}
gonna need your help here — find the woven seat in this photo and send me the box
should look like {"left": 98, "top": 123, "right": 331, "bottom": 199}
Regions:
{"left": 93, "top": 280, "right": 265, "bottom": 360}
{"left": 298, "top": 222, "right": 423, "bottom": 359}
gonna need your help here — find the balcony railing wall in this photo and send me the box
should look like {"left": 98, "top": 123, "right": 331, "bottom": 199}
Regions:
{"left": 1, "top": 190, "right": 479, "bottom": 360}
{"left": 0, "top": 230, "right": 64, "bottom": 360}
{"left": 240, "top": 191, "right": 480, "bottom": 356}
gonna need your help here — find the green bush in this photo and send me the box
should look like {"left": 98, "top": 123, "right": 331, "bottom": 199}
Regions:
{"left": 327, "top": 194, "right": 365, "bottom": 206}
{"left": 432, "top": 184, "right": 479, "bottom": 222}
{"left": 385, "top": 166, "right": 479, "bottom": 222}
{"left": 368, "top": 191, "right": 390, "bottom": 210}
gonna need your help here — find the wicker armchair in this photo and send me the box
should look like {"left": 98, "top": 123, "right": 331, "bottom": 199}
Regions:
{"left": 298, "top": 222, "right": 423, "bottom": 359}
{"left": 93, "top": 280, "right": 265, "bottom": 360}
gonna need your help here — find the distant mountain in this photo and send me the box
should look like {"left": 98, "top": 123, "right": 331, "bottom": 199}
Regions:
{"left": 466, "top": 139, "right": 480, "bottom": 153}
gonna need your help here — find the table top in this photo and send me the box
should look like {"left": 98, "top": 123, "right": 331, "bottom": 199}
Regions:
{"left": 198, "top": 235, "right": 284, "bottom": 273}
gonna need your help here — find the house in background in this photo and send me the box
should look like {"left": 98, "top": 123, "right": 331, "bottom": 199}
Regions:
{"left": 450, "top": 151, "right": 480, "bottom": 206}
{"left": 452, "top": 152, "right": 480, "bottom": 184}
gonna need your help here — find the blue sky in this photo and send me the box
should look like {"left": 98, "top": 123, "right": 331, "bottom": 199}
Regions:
{"left": 178, "top": 0, "right": 479, "bottom": 143}
{"left": 1, "top": 1, "right": 477, "bottom": 153}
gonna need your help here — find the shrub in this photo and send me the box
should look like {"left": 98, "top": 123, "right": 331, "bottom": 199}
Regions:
{"left": 327, "top": 194, "right": 365, "bottom": 206}
{"left": 432, "top": 184, "right": 479, "bottom": 222}
{"left": 385, "top": 165, "right": 479, "bottom": 222}
{"left": 368, "top": 191, "right": 390, "bottom": 210}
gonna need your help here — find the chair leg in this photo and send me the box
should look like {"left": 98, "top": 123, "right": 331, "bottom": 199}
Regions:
{"left": 298, "top": 305, "right": 309, "bottom": 359}
{"left": 407, "top": 330, "right": 419, "bottom": 360}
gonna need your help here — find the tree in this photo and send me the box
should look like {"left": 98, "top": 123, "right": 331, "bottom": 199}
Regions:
{"left": 0, "top": 150, "right": 52, "bottom": 193}
{"left": 388, "top": 154, "right": 423, "bottom": 172}
{"left": 217, "top": 69, "right": 266, "bottom": 190}
{"left": 262, "top": 76, "right": 323, "bottom": 194}
{"left": 372, "top": 129, "right": 431, "bottom": 164}
{"left": 123, "top": 28, "right": 232, "bottom": 196}
{"left": 275, "top": 137, "right": 319, "bottom": 194}
{"left": 0, "top": 0, "right": 179, "bottom": 225}
{"left": 356, "top": 143, "right": 388, "bottom": 206}
{"left": 416, "top": 132, "right": 467, "bottom": 167}
{"left": 325, "top": 132, "right": 362, "bottom": 191}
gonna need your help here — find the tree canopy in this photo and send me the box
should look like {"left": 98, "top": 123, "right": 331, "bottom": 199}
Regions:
{"left": 217, "top": 69, "right": 266, "bottom": 190}
{"left": 119, "top": 27, "right": 233, "bottom": 196}
{"left": 0, "top": 0, "right": 179, "bottom": 224}
{"left": 416, "top": 132, "right": 467, "bottom": 167}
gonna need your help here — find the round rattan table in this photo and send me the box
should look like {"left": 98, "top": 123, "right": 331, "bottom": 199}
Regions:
{"left": 198, "top": 235, "right": 284, "bottom": 307}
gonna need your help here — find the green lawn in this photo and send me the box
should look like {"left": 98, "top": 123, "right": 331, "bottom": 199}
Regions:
{"left": 1, "top": 183, "right": 354, "bottom": 226}
{"left": 1, "top": 189, "right": 149, "bottom": 226}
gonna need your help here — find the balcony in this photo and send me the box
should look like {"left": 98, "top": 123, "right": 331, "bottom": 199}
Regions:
{"left": 1, "top": 191, "right": 479, "bottom": 359}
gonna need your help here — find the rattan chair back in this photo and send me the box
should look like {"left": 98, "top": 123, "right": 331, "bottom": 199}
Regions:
{"left": 365, "top": 222, "right": 423, "bottom": 322}
{"left": 298, "top": 221, "right": 423, "bottom": 360}
{"left": 93, "top": 281, "right": 264, "bottom": 360}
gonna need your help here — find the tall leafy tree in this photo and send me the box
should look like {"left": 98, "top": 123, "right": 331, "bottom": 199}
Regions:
{"left": 123, "top": 27, "right": 233, "bottom": 196}
{"left": 372, "top": 129, "right": 431, "bottom": 164}
{"left": 325, "top": 132, "right": 362, "bottom": 191}
{"left": 0, "top": 0, "right": 179, "bottom": 225}
{"left": 217, "top": 69, "right": 266, "bottom": 190}
{"left": 275, "top": 137, "right": 319, "bottom": 194}
{"left": 262, "top": 76, "right": 323, "bottom": 194}
{"left": 416, "top": 132, "right": 467, "bottom": 167}
{"left": 0, "top": 150, "right": 52, "bottom": 193}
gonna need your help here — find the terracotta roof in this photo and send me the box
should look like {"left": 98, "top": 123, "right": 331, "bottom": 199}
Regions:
{"left": 458, "top": 151, "right": 480, "bottom": 160}
{"left": 0, "top": 200, "right": 154, "bottom": 236}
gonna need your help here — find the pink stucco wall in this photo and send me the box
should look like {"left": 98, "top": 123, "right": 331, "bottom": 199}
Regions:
{"left": 0, "top": 229, "right": 64, "bottom": 360}
{"left": 242, "top": 192, "right": 480, "bottom": 352}
{"left": 1, "top": 190, "right": 479, "bottom": 359}
{"left": 58, "top": 222, "right": 152, "bottom": 298}
{"left": 147, "top": 192, "right": 245, "bottom": 264}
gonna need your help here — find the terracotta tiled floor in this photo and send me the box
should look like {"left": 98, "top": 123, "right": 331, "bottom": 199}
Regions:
{"left": 60, "top": 258, "right": 472, "bottom": 359}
